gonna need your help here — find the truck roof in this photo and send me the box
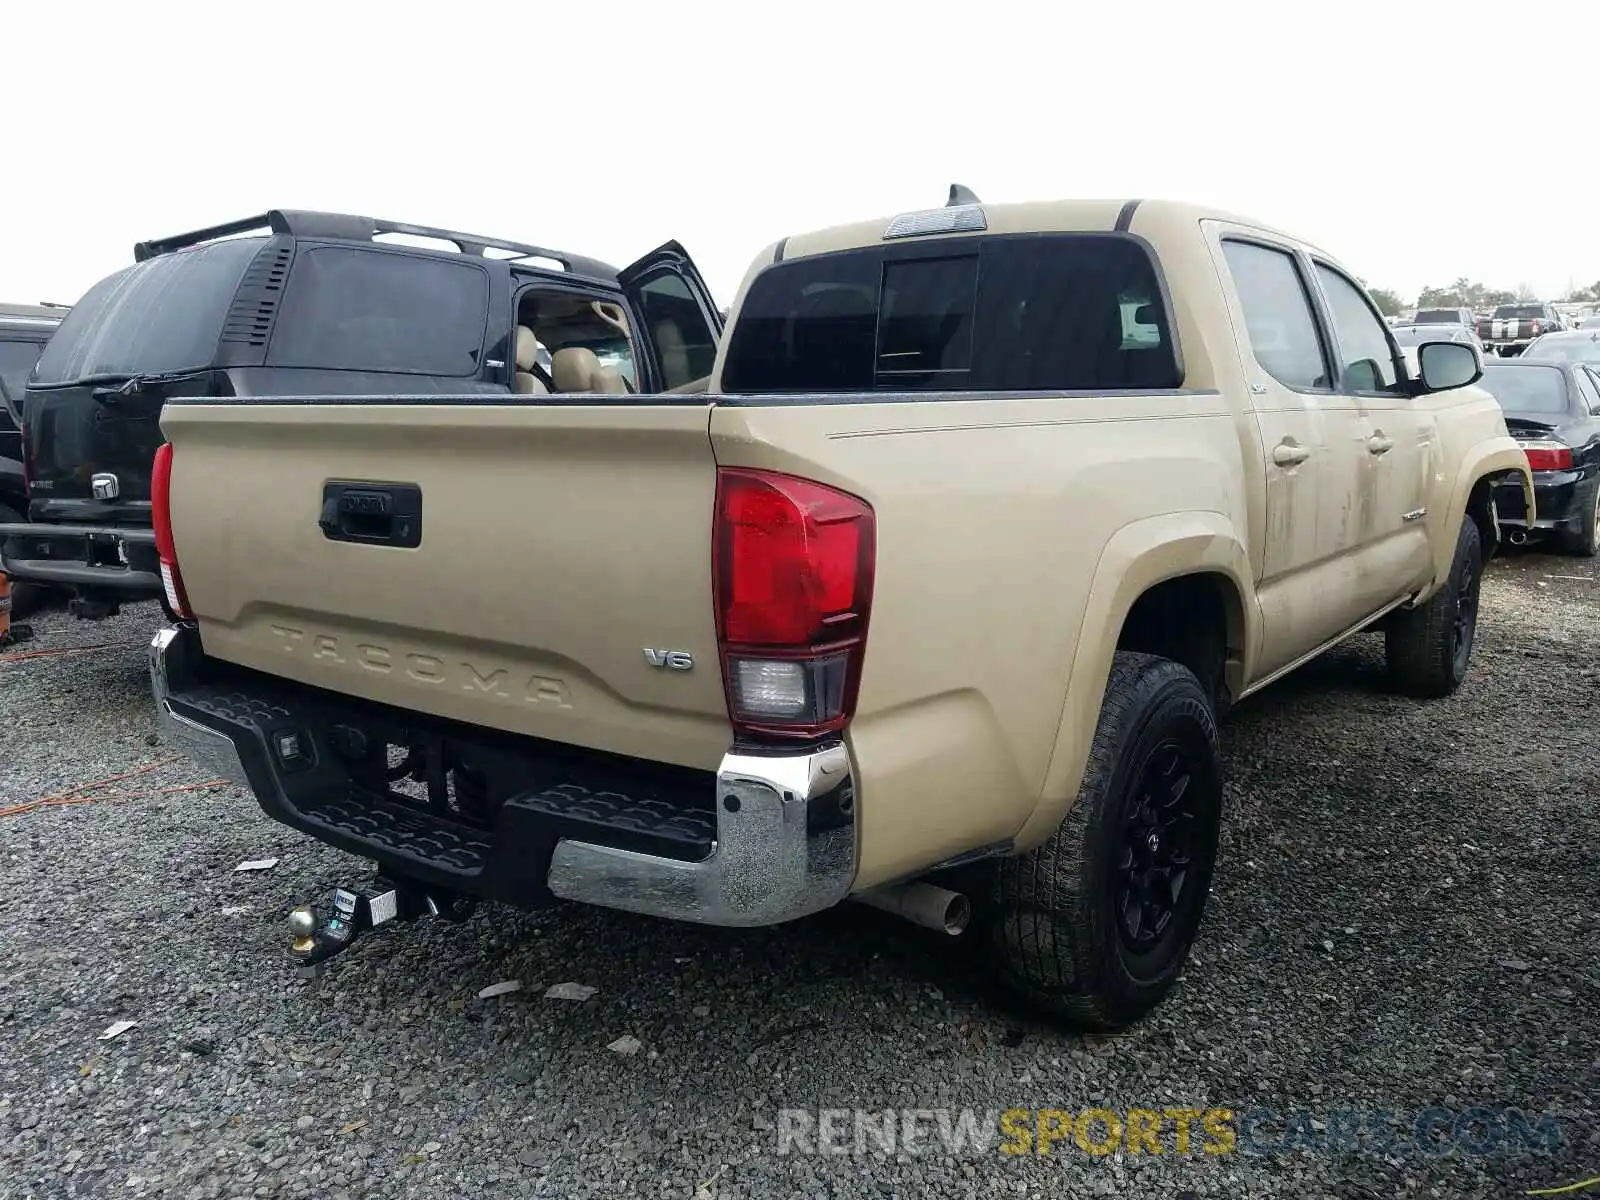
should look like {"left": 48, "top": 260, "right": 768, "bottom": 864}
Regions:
{"left": 775, "top": 197, "right": 1330, "bottom": 262}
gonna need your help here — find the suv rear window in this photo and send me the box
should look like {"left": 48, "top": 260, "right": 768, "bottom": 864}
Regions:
{"left": 1414, "top": 309, "right": 1462, "bottom": 323}
{"left": 32, "top": 239, "right": 263, "bottom": 386}
{"left": 720, "top": 234, "right": 1180, "bottom": 393}
{"left": 1494, "top": 305, "right": 1546, "bottom": 319}
{"left": 268, "top": 246, "right": 489, "bottom": 377}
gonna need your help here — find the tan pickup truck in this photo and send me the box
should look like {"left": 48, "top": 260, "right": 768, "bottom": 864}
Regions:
{"left": 148, "top": 193, "right": 1533, "bottom": 1030}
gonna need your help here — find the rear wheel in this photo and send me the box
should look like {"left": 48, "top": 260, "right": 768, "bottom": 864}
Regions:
{"left": 1558, "top": 482, "right": 1600, "bottom": 558}
{"left": 1385, "top": 516, "right": 1482, "bottom": 697}
{"left": 0, "top": 502, "right": 45, "bottom": 618}
{"left": 984, "top": 652, "right": 1222, "bottom": 1031}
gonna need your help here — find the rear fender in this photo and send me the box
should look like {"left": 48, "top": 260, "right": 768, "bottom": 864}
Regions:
{"left": 1016, "top": 511, "right": 1257, "bottom": 852}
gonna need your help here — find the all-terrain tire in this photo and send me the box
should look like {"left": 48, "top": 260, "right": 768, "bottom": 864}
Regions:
{"left": 1385, "top": 516, "right": 1482, "bottom": 697}
{"left": 1558, "top": 482, "right": 1600, "bottom": 558}
{"left": 0, "top": 502, "right": 45, "bottom": 618}
{"left": 985, "top": 651, "right": 1223, "bottom": 1031}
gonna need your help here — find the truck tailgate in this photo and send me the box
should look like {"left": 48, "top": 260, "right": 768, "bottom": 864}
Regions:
{"left": 160, "top": 400, "right": 730, "bottom": 771}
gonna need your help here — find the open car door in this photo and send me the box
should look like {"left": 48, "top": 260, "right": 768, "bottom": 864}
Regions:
{"left": 619, "top": 241, "right": 723, "bottom": 393}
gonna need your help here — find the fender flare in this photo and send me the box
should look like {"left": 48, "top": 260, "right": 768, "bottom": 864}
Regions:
{"left": 1014, "top": 510, "right": 1257, "bottom": 852}
{"left": 1431, "top": 439, "right": 1533, "bottom": 587}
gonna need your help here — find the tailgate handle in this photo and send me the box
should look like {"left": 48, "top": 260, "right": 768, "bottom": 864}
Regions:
{"left": 319, "top": 482, "right": 423, "bottom": 548}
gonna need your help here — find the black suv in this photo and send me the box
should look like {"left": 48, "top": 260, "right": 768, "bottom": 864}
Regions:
{"left": 0, "top": 210, "right": 722, "bottom": 619}
{"left": 0, "top": 302, "right": 67, "bottom": 613}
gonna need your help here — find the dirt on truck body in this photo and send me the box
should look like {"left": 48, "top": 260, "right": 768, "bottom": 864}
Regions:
{"left": 149, "top": 191, "right": 1533, "bottom": 1030}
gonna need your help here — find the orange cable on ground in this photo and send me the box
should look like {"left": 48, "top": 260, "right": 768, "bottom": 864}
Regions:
{"left": 0, "top": 640, "right": 144, "bottom": 664}
{"left": 1, "top": 758, "right": 231, "bottom": 818}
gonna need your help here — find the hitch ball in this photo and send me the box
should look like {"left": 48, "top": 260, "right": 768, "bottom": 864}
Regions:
{"left": 288, "top": 906, "right": 317, "bottom": 941}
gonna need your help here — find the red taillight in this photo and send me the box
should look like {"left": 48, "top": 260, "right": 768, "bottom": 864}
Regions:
{"left": 1520, "top": 440, "right": 1573, "bottom": 472}
{"left": 713, "top": 468, "right": 875, "bottom": 740}
{"left": 150, "top": 442, "right": 192, "bottom": 618}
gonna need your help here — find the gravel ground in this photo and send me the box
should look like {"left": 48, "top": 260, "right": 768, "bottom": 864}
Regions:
{"left": 1, "top": 554, "right": 1596, "bottom": 1199}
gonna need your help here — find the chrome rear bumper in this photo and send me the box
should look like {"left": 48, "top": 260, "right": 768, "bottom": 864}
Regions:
{"left": 149, "top": 624, "right": 858, "bottom": 926}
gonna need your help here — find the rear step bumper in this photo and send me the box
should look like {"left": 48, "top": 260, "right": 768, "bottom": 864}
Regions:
{"left": 0, "top": 521, "right": 161, "bottom": 593}
{"left": 149, "top": 624, "right": 857, "bottom": 927}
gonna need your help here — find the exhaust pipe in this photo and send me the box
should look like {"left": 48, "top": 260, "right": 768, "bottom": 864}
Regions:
{"left": 855, "top": 882, "right": 971, "bottom": 935}
{"left": 1508, "top": 528, "right": 1528, "bottom": 546}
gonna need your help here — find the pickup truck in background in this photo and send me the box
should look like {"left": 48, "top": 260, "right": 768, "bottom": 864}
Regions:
{"left": 1414, "top": 306, "right": 1476, "bottom": 328}
{"left": 1476, "top": 303, "right": 1567, "bottom": 357}
{"left": 0, "top": 210, "right": 717, "bottom": 620}
{"left": 149, "top": 192, "right": 1533, "bottom": 1030}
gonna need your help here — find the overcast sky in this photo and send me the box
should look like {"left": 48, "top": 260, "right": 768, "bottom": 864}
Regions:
{"left": 9, "top": 1, "right": 1597, "bottom": 311}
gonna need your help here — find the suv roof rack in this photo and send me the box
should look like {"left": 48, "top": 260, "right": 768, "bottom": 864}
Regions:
{"left": 132, "top": 210, "right": 618, "bottom": 279}
{"left": 0, "top": 301, "right": 68, "bottom": 322}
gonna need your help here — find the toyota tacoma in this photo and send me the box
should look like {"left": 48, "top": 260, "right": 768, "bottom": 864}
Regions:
{"left": 148, "top": 191, "right": 1533, "bottom": 1030}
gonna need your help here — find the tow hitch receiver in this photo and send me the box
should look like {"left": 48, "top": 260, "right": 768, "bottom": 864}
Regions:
{"left": 287, "top": 874, "right": 475, "bottom": 975}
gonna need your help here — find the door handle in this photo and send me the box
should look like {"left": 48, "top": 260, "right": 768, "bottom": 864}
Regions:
{"left": 1367, "top": 434, "right": 1394, "bottom": 456}
{"left": 1272, "top": 442, "right": 1311, "bottom": 467}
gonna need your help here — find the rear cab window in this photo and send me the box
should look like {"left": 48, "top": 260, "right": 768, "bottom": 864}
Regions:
{"left": 32, "top": 239, "right": 263, "bottom": 386}
{"left": 720, "top": 234, "right": 1181, "bottom": 394}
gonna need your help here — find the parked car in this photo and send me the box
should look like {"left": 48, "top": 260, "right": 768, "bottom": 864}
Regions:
{"left": 1476, "top": 303, "right": 1567, "bottom": 357}
{"left": 147, "top": 192, "right": 1531, "bottom": 1031}
{"left": 1478, "top": 358, "right": 1600, "bottom": 554}
{"left": 0, "top": 302, "right": 67, "bottom": 615}
{"left": 1522, "top": 328, "right": 1600, "bottom": 366}
{"left": 1414, "top": 306, "right": 1476, "bottom": 327}
{"left": 0, "top": 210, "right": 719, "bottom": 620}
{"left": 1391, "top": 322, "right": 1482, "bottom": 378}
{"left": 1579, "top": 315, "right": 1600, "bottom": 330}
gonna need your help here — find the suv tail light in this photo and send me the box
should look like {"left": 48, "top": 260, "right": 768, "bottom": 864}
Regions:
{"left": 150, "top": 442, "right": 193, "bottom": 618}
{"left": 713, "top": 468, "right": 875, "bottom": 740}
{"left": 1520, "top": 440, "right": 1573, "bottom": 472}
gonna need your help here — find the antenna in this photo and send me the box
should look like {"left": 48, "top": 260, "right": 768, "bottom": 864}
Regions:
{"left": 947, "top": 183, "right": 981, "bottom": 207}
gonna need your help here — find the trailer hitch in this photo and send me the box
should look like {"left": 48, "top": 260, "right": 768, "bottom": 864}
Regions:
{"left": 287, "top": 874, "right": 475, "bottom": 977}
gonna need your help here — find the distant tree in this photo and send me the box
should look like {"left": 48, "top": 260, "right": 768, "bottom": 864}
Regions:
{"left": 1368, "top": 287, "right": 1404, "bottom": 317}
{"left": 1418, "top": 280, "right": 1535, "bottom": 310}
{"left": 1563, "top": 281, "right": 1600, "bottom": 302}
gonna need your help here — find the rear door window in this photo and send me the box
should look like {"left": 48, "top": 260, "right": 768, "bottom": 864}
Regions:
{"left": 1220, "top": 240, "right": 1331, "bottom": 391}
{"left": 32, "top": 239, "right": 263, "bottom": 385}
{"left": 1574, "top": 367, "right": 1600, "bottom": 414}
{"left": 633, "top": 271, "right": 719, "bottom": 389}
{"left": 269, "top": 246, "right": 489, "bottom": 377}
{"left": 720, "top": 234, "right": 1181, "bottom": 393}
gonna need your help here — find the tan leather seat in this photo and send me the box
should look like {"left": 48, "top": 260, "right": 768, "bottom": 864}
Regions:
{"left": 655, "top": 319, "right": 690, "bottom": 386}
{"left": 514, "top": 326, "right": 548, "bottom": 394}
{"left": 551, "top": 346, "right": 628, "bottom": 394}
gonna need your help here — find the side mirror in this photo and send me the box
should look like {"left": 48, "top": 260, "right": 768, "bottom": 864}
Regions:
{"left": 1415, "top": 340, "right": 1482, "bottom": 393}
